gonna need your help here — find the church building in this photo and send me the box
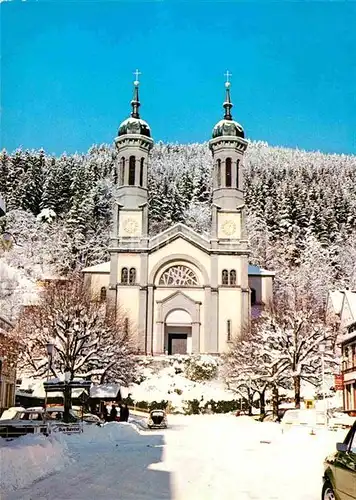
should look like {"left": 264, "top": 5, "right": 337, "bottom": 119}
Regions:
{"left": 83, "top": 73, "right": 274, "bottom": 355}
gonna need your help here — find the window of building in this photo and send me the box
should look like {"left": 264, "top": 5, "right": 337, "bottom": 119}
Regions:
{"left": 225, "top": 158, "right": 232, "bottom": 187}
{"left": 230, "top": 270, "right": 236, "bottom": 285}
{"left": 251, "top": 288, "right": 256, "bottom": 305}
{"left": 227, "top": 319, "right": 232, "bottom": 342}
{"left": 100, "top": 286, "right": 107, "bottom": 302}
{"left": 140, "top": 158, "right": 144, "bottom": 187}
{"left": 129, "top": 156, "right": 136, "bottom": 185}
{"left": 129, "top": 268, "right": 136, "bottom": 284}
{"left": 236, "top": 160, "right": 240, "bottom": 188}
{"left": 222, "top": 270, "right": 229, "bottom": 285}
{"left": 217, "top": 159, "right": 221, "bottom": 187}
{"left": 159, "top": 265, "right": 199, "bottom": 286}
{"left": 113, "top": 168, "right": 118, "bottom": 185}
{"left": 121, "top": 267, "right": 128, "bottom": 284}
{"left": 120, "top": 157, "right": 125, "bottom": 185}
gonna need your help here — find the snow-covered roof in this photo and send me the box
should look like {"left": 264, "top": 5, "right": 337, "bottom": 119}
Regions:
{"left": 338, "top": 290, "right": 356, "bottom": 330}
{"left": 90, "top": 383, "right": 121, "bottom": 399}
{"left": 327, "top": 290, "right": 344, "bottom": 316}
{"left": 0, "top": 194, "right": 5, "bottom": 216}
{"left": 344, "top": 291, "right": 356, "bottom": 321}
{"left": 248, "top": 264, "right": 275, "bottom": 277}
{"left": 17, "top": 379, "right": 122, "bottom": 400}
{"left": 82, "top": 261, "right": 110, "bottom": 273}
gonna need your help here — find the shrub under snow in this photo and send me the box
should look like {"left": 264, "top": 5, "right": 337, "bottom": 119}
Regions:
{"left": 184, "top": 354, "right": 218, "bottom": 382}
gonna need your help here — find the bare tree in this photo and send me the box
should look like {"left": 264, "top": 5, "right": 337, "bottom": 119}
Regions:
{"left": 223, "top": 324, "right": 289, "bottom": 418}
{"left": 258, "top": 295, "right": 338, "bottom": 409}
{"left": 15, "top": 275, "right": 137, "bottom": 386}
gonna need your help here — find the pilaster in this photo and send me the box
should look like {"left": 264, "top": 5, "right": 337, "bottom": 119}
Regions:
{"left": 146, "top": 285, "right": 154, "bottom": 355}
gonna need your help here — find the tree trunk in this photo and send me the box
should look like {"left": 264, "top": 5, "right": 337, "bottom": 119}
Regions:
{"left": 272, "top": 384, "right": 279, "bottom": 418}
{"left": 63, "top": 385, "right": 72, "bottom": 423}
{"left": 248, "top": 390, "right": 253, "bottom": 416}
{"left": 259, "top": 390, "right": 266, "bottom": 418}
{"left": 294, "top": 375, "right": 301, "bottom": 409}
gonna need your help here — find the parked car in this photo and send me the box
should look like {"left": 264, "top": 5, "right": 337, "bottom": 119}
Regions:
{"left": 322, "top": 419, "right": 356, "bottom": 500}
{"left": 328, "top": 411, "right": 355, "bottom": 430}
{"left": 280, "top": 408, "right": 326, "bottom": 433}
{"left": 147, "top": 409, "right": 167, "bottom": 429}
{"left": 0, "top": 409, "right": 49, "bottom": 439}
{"left": 0, "top": 407, "right": 80, "bottom": 439}
{"left": 0, "top": 407, "right": 25, "bottom": 420}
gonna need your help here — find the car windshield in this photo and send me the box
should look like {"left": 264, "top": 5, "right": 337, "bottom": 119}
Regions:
{"left": 350, "top": 428, "right": 356, "bottom": 453}
{"left": 14, "top": 412, "right": 43, "bottom": 421}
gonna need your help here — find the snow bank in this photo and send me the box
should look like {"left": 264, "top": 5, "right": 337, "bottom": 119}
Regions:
{"left": 0, "top": 433, "right": 72, "bottom": 493}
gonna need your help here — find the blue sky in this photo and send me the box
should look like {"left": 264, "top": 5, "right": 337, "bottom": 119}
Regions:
{"left": 2, "top": 1, "right": 356, "bottom": 155}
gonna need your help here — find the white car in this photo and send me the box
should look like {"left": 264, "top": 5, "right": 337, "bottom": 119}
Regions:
{"left": 328, "top": 411, "right": 355, "bottom": 429}
{"left": 0, "top": 407, "right": 80, "bottom": 439}
{"left": 0, "top": 407, "right": 25, "bottom": 420}
{"left": 280, "top": 409, "right": 326, "bottom": 432}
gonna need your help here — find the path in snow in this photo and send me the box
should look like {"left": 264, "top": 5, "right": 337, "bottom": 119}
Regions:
{"left": 3, "top": 415, "right": 344, "bottom": 500}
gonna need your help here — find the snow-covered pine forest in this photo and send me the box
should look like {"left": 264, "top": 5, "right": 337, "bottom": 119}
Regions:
{"left": 0, "top": 140, "right": 356, "bottom": 320}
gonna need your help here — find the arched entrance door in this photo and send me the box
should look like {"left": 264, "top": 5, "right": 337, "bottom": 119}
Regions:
{"left": 165, "top": 309, "right": 192, "bottom": 355}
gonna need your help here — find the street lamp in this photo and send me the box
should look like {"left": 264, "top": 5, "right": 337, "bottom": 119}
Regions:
{"left": 319, "top": 343, "right": 328, "bottom": 427}
{"left": 44, "top": 340, "right": 54, "bottom": 418}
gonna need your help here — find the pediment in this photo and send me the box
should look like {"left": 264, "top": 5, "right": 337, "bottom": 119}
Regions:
{"left": 156, "top": 290, "right": 201, "bottom": 323}
{"left": 156, "top": 289, "right": 201, "bottom": 306}
{"left": 149, "top": 223, "right": 210, "bottom": 254}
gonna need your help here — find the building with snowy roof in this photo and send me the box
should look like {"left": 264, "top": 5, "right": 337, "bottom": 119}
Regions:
{"left": 0, "top": 194, "right": 5, "bottom": 217}
{"left": 83, "top": 74, "right": 274, "bottom": 355}
{"left": 327, "top": 289, "right": 356, "bottom": 413}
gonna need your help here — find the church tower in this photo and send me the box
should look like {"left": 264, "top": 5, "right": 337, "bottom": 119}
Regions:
{"left": 209, "top": 73, "right": 250, "bottom": 337}
{"left": 108, "top": 72, "right": 153, "bottom": 305}
{"left": 209, "top": 73, "right": 248, "bottom": 242}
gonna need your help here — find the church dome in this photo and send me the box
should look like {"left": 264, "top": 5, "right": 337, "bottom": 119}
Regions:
{"left": 212, "top": 119, "right": 244, "bottom": 139}
{"left": 118, "top": 117, "right": 151, "bottom": 137}
{"left": 117, "top": 74, "right": 151, "bottom": 138}
{"left": 211, "top": 79, "right": 244, "bottom": 139}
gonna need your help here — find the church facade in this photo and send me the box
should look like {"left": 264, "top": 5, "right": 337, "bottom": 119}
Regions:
{"left": 83, "top": 75, "right": 274, "bottom": 355}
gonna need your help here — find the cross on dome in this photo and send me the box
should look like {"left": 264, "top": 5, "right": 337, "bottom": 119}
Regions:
{"left": 133, "top": 69, "right": 141, "bottom": 86}
{"left": 224, "top": 70, "right": 232, "bottom": 83}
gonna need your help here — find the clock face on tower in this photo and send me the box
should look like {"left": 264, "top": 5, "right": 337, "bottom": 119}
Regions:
{"left": 123, "top": 217, "right": 139, "bottom": 235}
{"left": 221, "top": 219, "right": 237, "bottom": 236}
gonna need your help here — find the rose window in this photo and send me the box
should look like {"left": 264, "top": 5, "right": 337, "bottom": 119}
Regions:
{"left": 159, "top": 265, "right": 199, "bottom": 286}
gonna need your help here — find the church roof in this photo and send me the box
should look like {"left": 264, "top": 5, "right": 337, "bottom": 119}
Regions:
{"left": 82, "top": 261, "right": 110, "bottom": 273}
{"left": 248, "top": 264, "right": 275, "bottom": 277}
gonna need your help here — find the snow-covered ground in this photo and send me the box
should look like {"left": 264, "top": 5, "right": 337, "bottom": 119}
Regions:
{"left": 1, "top": 415, "right": 347, "bottom": 500}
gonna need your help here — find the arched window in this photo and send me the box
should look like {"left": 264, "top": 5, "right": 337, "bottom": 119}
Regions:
{"left": 113, "top": 168, "right": 118, "bottom": 185}
{"left": 159, "top": 265, "right": 199, "bottom": 286}
{"left": 129, "top": 156, "right": 136, "bottom": 185}
{"left": 225, "top": 158, "right": 232, "bottom": 187}
{"left": 222, "top": 270, "right": 229, "bottom": 285}
{"left": 251, "top": 288, "right": 256, "bottom": 305}
{"left": 227, "top": 319, "right": 232, "bottom": 342}
{"left": 230, "top": 270, "right": 236, "bottom": 285}
{"left": 139, "top": 158, "right": 144, "bottom": 187}
{"left": 120, "top": 157, "right": 125, "bottom": 185}
{"left": 121, "top": 267, "right": 128, "bottom": 284}
{"left": 100, "top": 286, "right": 107, "bottom": 302}
{"left": 129, "top": 268, "right": 136, "bottom": 284}
{"left": 216, "top": 159, "right": 221, "bottom": 187}
{"left": 236, "top": 160, "right": 240, "bottom": 189}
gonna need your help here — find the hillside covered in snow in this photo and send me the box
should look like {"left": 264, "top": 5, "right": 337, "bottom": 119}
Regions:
{"left": 0, "top": 141, "right": 355, "bottom": 316}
